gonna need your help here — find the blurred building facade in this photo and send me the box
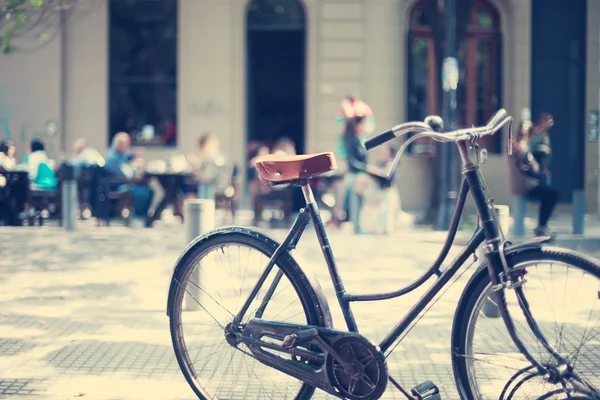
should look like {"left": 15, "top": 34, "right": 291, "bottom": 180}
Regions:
{"left": 0, "top": 0, "right": 598, "bottom": 212}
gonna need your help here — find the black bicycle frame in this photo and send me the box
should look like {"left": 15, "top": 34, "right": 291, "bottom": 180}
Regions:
{"left": 233, "top": 140, "right": 545, "bottom": 370}
{"left": 302, "top": 175, "right": 486, "bottom": 353}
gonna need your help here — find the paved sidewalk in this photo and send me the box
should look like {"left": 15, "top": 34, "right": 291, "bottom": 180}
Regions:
{"left": 0, "top": 220, "right": 598, "bottom": 399}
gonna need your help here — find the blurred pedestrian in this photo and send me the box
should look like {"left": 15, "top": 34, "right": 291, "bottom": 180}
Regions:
{"left": 530, "top": 111, "right": 553, "bottom": 183}
{"left": 71, "top": 138, "right": 105, "bottom": 171}
{"left": 507, "top": 120, "right": 559, "bottom": 236}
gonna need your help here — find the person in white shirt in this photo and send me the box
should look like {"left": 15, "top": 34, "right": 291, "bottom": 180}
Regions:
{"left": 25, "top": 139, "right": 57, "bottom": 190}
{"left": 71, "top": 138, "right": 105, "bottom": 168}
{"left": 27, "top": 139, "right": 50, "bottom": 181}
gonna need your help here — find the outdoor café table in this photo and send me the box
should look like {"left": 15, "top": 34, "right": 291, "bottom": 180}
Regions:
{"left": 144, "top": 171, "right": 193, "bottom": 227}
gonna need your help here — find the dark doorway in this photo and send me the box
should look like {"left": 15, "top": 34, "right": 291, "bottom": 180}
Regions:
{"left": 531, "top": 0, "right": 586, "bottom": 202}
{"left": 246, "top": 0, "right": 306, "bottom": 154}
{"left": 246, "top": 0, "right": 306, "bottom": 211}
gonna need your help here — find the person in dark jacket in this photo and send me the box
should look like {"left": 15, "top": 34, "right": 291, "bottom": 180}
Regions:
{"left": 339, "top": 103, "right": 395, "bottom": 233}
{"left": 507, "top": 121, "right": 559, "bottom": 236}
{"left": 530, "top": 112, "right": 553, "bottom": 183}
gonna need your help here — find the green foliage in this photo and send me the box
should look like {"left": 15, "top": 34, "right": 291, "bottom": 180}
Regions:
{"left": 1, "top": 0, "right": 77, "bottom": 54}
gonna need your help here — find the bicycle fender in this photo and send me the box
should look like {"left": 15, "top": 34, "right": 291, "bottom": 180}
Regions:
{"left": 469, "top": 235, "right": 553, "bottom": 276}
{"left": 166, "top": 226, "right": 334, "bottom": 329}
{"left": 454, "top": 235, "right": 554, "bottom": 328}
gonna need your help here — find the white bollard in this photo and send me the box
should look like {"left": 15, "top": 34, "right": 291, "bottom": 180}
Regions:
{"left": 493, "top": 205, "right": 510, "bottom": 236}
{"left": 511, "top": 196, "right": 526, "bottom": 236}
{"left": 184, "top": 198, "right": 215, "bottom": 311}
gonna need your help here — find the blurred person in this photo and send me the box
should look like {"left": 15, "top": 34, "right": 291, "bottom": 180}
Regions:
{"left": 328, "top": 95, "right": 377, "bottom": 228}
{"left": 71, "top": 138, "right": 105, "bottom": 169}
{"left": 105, "top": 132, "right": 153, "bottom": 223}
{"left": 272, "top": 137, "right": 296, "bottom": 156}
{"left": 339, "top": 99, "right": 397, "bottom": 234}
{"left": 0, "top": 139, "right": 16, "bottom": 170}
{"left": 507, "top": 120, "right": 559, "bottom": 236}
{"left": 162, "top": 118, "right": 177, "bottom": 146}
{"left": 248, "top": 141, "right": 271, "bottom": 197}
{"left": 0, "top": 139, "right": 26, "bottom": 226}
{"left": 186, "top": 133, "right": 231, "bottom": 200}
{"left": 530, "top": 111, "right": 553, "bottom": 182}
{"left": 26, "top": 139, "right": 57, "bottom": 190}
{"left": 360, "top": 144, "right": 400, "bottom": 234}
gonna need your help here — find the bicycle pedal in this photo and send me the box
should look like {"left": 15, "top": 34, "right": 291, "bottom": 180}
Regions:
{"left": 411, "top": 381, "right": 441, "bottom": 400}
{"left": 282, "top": 328, "right": 318, "bottom": 349}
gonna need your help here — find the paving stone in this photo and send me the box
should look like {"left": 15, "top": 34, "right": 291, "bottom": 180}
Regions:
{"left": 1, "top": 221, "right": 599, "bottom": 399}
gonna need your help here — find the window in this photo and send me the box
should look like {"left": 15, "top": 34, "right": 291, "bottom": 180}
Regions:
{"left": 407, "top": 0, "right": 502, "bottom": 154}
{"left": 109, "top": 0, "right": 178, "bottom": 147}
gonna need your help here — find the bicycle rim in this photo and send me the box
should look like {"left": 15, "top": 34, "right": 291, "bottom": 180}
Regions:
{"left": 169, "top": 235, "right": 323, "bottom": 400}
{"left": 459, "top": 255, "right": 600, "bottom": 399}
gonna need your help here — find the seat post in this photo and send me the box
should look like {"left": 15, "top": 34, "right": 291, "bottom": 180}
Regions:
{"left": 300, "top": 180, "right": 359, "bottom": 332}
{"left": 300, "top": 183, "right": 315, "bottom": 205}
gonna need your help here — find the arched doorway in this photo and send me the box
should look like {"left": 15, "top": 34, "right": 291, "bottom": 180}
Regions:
{"left": 407, "top": 0, "right": 502, "bottom": 153}
{"left": 246, "top": 0, "right": 306, "bottom": 154}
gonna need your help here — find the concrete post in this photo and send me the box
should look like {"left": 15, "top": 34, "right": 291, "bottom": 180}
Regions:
{"left": 572, "top": 189, "right": 585, "bottom": 235}
{"left": 184, "top": 198, "right": 215, "bottom": 311}
{"left": 61, "top": 163, "right": 77, "bottom": 231}
{"left": 511, "top": 196, "right": 526, "bottom": 237}
{"left": 493, "top": 205, "right": 510, "bottom": 236}
{"left": 348, "top": 190, "right": 361, "bottom": 234}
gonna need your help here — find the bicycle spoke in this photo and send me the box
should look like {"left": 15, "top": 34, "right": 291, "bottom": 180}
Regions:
{"left": 172, "top": 241, "right": 312, "bottom": 399}
{"left": 463, "top": 258, "right": 600, "bottom": 400}
{"left": 456, "top": 353, "right": 525, "bottom": 371}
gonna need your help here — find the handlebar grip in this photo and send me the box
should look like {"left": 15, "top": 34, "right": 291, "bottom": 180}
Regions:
{"left": 364, "top": 129, "right": 395, "bottom": 150}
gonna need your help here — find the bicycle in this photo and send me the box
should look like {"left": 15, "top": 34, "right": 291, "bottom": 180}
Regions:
{"left": 167, "top": 109, "right": 600, "bottom": 400}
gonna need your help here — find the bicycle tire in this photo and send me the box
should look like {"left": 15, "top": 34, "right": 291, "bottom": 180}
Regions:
{"left": 451, "top": 247, "right": 600, "bottom": 399}
{"left": 168, "top": 227, "right": 327, "bottom": 400}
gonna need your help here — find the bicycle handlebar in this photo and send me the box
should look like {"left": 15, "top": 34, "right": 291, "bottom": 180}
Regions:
{"left": 364, "top": 108, "right": 512, "bottom": 151}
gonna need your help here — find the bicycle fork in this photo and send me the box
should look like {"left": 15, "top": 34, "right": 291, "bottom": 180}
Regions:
{"left": 483, "top": 243, "right": 599, "bottom": 398}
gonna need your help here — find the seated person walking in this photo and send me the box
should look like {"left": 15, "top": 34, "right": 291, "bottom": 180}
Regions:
{"left": 104, "top": 132, "right": 154, "bottom": 224}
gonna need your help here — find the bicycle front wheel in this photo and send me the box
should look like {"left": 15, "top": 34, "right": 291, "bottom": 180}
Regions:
{"left": 168, "top": 229, "right": 326, "bottom": 400}
{"left": 452, "top": 248, "right": 600, "bottom": 399}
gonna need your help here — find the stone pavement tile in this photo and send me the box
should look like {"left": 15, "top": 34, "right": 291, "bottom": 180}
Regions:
{"left": 0, "top": 223, "right": 599, "bottom": 399}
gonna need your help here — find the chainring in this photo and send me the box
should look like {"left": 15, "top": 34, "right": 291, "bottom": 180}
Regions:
{"left": 325, "top": 336, "right": 388, "bottom": 400}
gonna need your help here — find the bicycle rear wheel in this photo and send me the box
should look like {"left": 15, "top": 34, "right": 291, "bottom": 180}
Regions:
{"left": 168, "top": 229, "right": 326, "bottom": 400}
{"left": 452, "top": 248, "right": 600, "bottom": 399}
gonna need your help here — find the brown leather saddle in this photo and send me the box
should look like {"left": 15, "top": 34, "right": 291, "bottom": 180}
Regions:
{"left": 254, "top": 152, "right": 337, "bottom": 185}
